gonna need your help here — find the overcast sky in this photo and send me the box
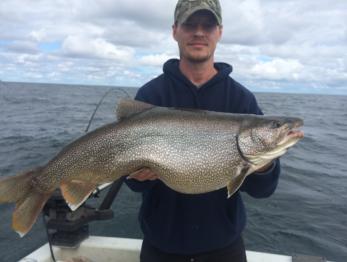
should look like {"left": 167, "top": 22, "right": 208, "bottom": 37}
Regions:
{"left": 0, "top": 0, "right": 346, "bottom": 94}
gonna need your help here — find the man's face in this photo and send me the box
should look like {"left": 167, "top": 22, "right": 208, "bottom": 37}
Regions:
{"left": 173, "top": 10, "right": 222, "bottom": 63}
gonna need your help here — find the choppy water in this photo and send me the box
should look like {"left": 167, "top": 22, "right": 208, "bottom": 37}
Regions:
{"left": 0, "top": 82, "right": 346, "bottom": 262}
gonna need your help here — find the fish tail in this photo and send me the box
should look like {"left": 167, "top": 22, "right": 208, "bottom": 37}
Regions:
{"left": 0, "top": 168, "right": 51, "bottom": 237}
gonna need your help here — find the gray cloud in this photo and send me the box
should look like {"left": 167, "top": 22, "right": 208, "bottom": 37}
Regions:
{"left": 4, "top": 41, "right": 39, "bottom": 54}
{"left": 0, "top": 0, "right": 346, "bottom": 94}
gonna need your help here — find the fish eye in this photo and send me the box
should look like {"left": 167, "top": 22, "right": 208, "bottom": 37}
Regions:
{"left": 271, "top": 121, "right": 282, "bottom": 129}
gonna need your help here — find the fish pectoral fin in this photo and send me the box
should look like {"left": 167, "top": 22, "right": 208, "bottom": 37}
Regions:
{"left": 227, "top": 166, "right": 250, "bottom": 198}
{"left": 60, "top": 180, "right": 97, "bottom": 211}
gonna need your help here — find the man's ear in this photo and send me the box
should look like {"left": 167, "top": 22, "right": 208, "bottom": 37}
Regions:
{"left": 218, "top": 25, "right": 223, "bottom": 41}
{"left": 172, "top": 24, "right": 178, "bottom": 41}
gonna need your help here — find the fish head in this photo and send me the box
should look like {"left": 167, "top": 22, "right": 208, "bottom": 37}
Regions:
{"left": 237, "top": 116, "right": 304, "bottom": 165}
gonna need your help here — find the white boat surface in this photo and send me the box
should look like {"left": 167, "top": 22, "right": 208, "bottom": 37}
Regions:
{"left": 21, "top": 236, "right": 331, "bottom": 262}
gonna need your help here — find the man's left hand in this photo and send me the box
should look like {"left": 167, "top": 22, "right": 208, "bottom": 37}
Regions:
{"left": 255, "top": 162, "right": 273, "bottom": 173}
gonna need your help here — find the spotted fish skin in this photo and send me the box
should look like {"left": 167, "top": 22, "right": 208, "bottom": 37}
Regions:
{"left": 0, "top": 99, "right": 304, "bottom": 236}
{"left": 39, "top": 106, "right": 240, "bottom": 194}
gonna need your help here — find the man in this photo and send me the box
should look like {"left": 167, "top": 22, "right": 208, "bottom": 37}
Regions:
{"left": 126, "top": 0, "right": 280, "bottom": 261}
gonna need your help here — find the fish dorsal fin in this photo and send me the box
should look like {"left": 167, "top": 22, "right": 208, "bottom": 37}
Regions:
{"left": 116, "top": 99, "right": 155, "bottom": 121}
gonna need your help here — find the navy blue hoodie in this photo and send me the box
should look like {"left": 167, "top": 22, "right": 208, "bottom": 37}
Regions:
{"left": 126, "top": 59, "right": 280, "bottom": 254}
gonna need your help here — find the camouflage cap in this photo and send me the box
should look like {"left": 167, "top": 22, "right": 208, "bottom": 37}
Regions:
{"left": 174, "top": 0, "right": 222, "bottom": 25}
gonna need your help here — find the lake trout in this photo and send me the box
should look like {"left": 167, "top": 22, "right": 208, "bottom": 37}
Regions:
{"left": 0, "top": 99, "right": 304, "bottom": 237}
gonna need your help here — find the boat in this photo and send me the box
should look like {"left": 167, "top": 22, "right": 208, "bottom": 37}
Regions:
{"left": 19, "top": 181, "right": 332, "bottom": 262}
{"left": 21, "top": 236, "right": 332, "bottom": 262}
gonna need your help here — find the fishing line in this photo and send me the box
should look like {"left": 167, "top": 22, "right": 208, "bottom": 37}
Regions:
{"left": 85, "top": 87, "right": 131, "bottom": 133}
{"left": 42, "top": 214, "right": 57, "bottom": 262}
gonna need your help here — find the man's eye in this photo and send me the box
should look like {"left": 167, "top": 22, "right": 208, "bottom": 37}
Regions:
{"left": 203, "top": 23, "right": 217, "bottom": 31}
{"left": 182, "top": 23, "right": 217, "bottom": 31}
{"left": 203, "top": 23, "right": 216, "bottom": 28}
{"left": 182, "top": 23, "right": 196, "bottom": 30}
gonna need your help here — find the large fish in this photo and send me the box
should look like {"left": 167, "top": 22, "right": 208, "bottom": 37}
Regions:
{"left": 0, "top": 100, "right": 304, "bottom": 237}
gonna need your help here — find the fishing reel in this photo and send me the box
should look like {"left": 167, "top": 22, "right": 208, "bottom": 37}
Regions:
{"left": 42, "top": 178, "right": 124, "bottom": 248}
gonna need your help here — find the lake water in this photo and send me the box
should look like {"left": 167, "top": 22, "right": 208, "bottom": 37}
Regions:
{"left": 0, "top": 82, "right": 346, "bottom": 261}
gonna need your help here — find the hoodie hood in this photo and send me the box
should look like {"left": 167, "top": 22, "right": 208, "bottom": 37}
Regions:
{"left": 163, "top": 59, "right": 233, "bottom": 90}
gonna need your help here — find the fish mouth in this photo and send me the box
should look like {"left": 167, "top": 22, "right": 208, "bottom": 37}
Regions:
{"left": 279, "top": 120, "right": 304, "bottom": 147}
{"left": 287, "top": 129, "right": 304, "bottom": 139}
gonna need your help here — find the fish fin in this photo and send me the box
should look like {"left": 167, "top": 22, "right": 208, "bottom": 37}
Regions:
{"left": 93, "top": 182, "right": 113, "bottom": 193}
{"left": 127, "top": 167, "right": 151, "bottom": 179}
{"left": 227, "top": 166, "right": 250, "bottom": 198}
{"left": 13, "top": 192, "right": 51, "bottom": 237}
{"left": 60, "top": 180, "right": 96, "bottom": 211}
{"left": 0, "top": 168, "right": 38, "bottom": 203}
{"left": 116, "top": 99, "right": 155, "bottom": 121}
{"left": 0, "top": 167, "right": 52, "bottom": 237}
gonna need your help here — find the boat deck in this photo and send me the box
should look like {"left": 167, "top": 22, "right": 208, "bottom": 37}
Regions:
{"left": 21, "top": 236, "right": 330, "bottom": 262}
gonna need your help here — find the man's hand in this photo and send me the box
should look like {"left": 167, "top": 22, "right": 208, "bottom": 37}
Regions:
{"left": 255, "top": 162, "right": 273, "bottom": 173}
{"left": 127, "top": 168, "right": 159, "bottom": 181}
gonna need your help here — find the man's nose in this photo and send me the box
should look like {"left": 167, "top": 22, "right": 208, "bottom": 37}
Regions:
{"left": 193, "top": 25, "right": 205, "bottom": 36}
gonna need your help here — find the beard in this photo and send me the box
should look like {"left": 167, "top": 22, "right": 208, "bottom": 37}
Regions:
{"left": 185, "top": 53, "right": 212, "bottom": 63}
{"left": 179, "top": 43, "right": 214, "bottom": 64}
